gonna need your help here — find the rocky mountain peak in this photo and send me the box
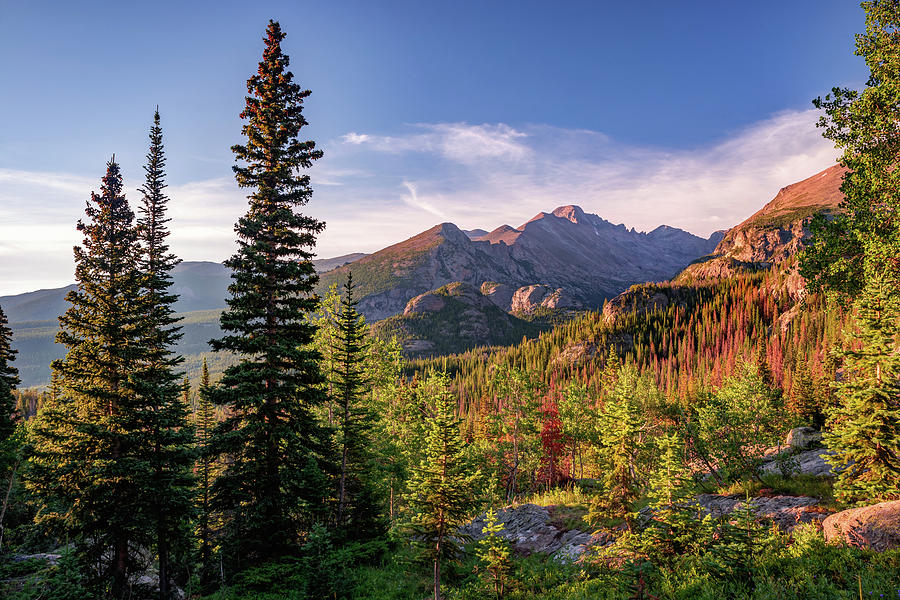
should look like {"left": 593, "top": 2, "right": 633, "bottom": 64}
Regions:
{"left": 551, "top": 205, "right": 588, "bottom": 224}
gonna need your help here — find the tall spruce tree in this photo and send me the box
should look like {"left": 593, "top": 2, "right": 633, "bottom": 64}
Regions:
{"left": 27, "top": 158, "right": 150, "bottom": 597}
{"left": 0, "top": 305, "right": 18, "bottom": 443}
{"left": 405, "top": 372, "right": 480, "bottom": 600}
{"left": 800, "top": 0, "right": 900, "bottom": 500}
{"left": 208, "top": 20, "right": 330, "bottom": 569}
{"left": 134, "top": 109, "right": 196, "bottom": 598}
{"left": 332, "top": 273, "right": 379, "bottom": 533}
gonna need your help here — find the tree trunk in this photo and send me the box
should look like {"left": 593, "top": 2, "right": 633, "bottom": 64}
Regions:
{"left": 433, "top": 555, "right": 441, "bottom": 600}
{"left": 0, "top": 462, "right": 19, "bottom": 553}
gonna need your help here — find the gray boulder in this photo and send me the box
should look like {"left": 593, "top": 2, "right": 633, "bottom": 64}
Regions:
{"left": 823, "top": 500, "right": 900, "bottom": 552}
{"left": 759, "top": 448, "right": 836, "bottom": 477}
{"left": 786, "top": 427, "right": 823, "bottom": 450}
{"left": 460, "top": 504, "right": 601, "bottom": 561}
{"left": 691, "top": 494, "right": 829, "bottom": 531}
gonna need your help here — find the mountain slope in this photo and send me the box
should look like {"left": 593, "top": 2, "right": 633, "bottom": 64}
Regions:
{"left": 678, "top": 165, "right": 845, "bottom": 283}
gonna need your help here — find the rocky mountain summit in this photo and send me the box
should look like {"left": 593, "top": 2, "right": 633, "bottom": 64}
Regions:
{"left": 320, "top": 205, "right": 719, "bottom": 321}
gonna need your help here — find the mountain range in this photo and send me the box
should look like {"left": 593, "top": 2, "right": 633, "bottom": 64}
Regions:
{"left": 317, "top": 206, "right": 723, "bottom": 320}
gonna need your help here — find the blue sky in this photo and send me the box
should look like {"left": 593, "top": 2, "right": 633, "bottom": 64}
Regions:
{"left": 0, "top": 0, "right": 867, "bottom": 295}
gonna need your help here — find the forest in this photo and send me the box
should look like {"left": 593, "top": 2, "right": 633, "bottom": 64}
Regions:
{"left": 1, "top": 4, "right": 900, "bottom": 599}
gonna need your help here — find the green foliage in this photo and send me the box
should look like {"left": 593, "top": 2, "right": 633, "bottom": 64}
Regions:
{"left": 825, "top": 270, "right": 900, "bottom": 501}
{"left": 0, "top": 305, "right": 19, "bottom": 444}
{"left": 475, "top": 508, "right": 513, "bottom": 599}
{"left": 588, "top": 364, "right": 654, "bottom": 530}
{"left": 801, "top": 0, "right": 900, "bottom": 502}
{"left": 207, "top": 20, "right": 332, "bottom": 569}
{"left": 333, "top": 273, "right": 384, "bottom": 536}
{"left": 686, "top": 363, "right": 785, "bottom": 485}
{"left": 404, "top": 371, "right": 482, "bottom": 600}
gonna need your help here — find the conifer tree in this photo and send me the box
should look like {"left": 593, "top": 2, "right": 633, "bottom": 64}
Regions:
{"left": 208, "top": 20, "right": 330, "bottom": 568}
{"left": 825, "top": 272, "right": 900, "bottom": 500}
{"left": 0, "top": 305, "right": 18, "bottom": 443}
{"left": 195, "top": 359, "right": 218, "bottom": 592}
{"left": 332, "top": 272, "right": 379, "bottom": 533}
{"left": 0, "top": 304, "right": 20, "bottom": 554}
{"left": 27, "top": 158, "right": 149, "bottom": 597}
{"left": 405, "top": 372, "right": 480, "bottom": 600}
{"left": 134, "top": 108, "right": 195, "bottom": 599}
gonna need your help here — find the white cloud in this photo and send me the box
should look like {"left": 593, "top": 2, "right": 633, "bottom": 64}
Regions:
{"left": 341, "top": 132, "right": 370, "bottom": 145}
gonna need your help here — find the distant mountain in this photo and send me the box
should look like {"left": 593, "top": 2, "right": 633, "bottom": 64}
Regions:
{"left": 678, "top": 165, "right": 845, "bottom": 284}
{"left": 319, "top": 205, "right": 720, "bottom": 321}
{"left": 1, "top": 253, "right": 365, "bottom": 388}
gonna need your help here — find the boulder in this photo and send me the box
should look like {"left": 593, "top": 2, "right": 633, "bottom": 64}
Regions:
{"left": 759, "top": 448, "right": 836, "bottom": 477}
{"left": 823, "top": 500, "right": 900, "bottom": 552}
{"left": 460, "top": 503, "right": 601, "bottom": 561}
{"left": 692, "top": 494, "right": 829, "bottom": 531}
{"left": 786, "top": 427, "right": 822, "bottom": 450}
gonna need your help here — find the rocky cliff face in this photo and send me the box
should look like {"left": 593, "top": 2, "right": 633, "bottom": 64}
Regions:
{"left": 320, "top": 206, "right": 719, "bottom": 321}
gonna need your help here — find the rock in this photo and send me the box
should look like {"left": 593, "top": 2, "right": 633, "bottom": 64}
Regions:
{"left": 823, "top": 500, "right": 900, "bottom": 552}
{"left": 759, "top": 448, "right": 836, "bottom": 477}
{"left": 460, "top": 504, "right": 602, "bottom": 561}
{"left": 403, "top": 292, "right": 445, "bottom": 315}
{"left": 481, "top": 281, "right": 515, "bottom": 311}
{"left": 12, "top": 553, "right": 61, "bottom": 565}
{"left": 692, "top": 494, "right": 829, "bottom": 531}
{"left": 786, "top": 427, "right": 822, "bottom": 450}
{"left": 511, "top": 285, "right": 552, "bottom": 313}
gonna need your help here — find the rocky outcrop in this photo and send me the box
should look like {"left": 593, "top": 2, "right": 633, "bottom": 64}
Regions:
{"left": 676, "top": 165, "right": 844, "bottom": 288}
{"left": 403, "top": 291, "right": 446, "bottom": 315}
{"left": 460, "top": 504, "right": 601, "bottom": 562}
{"left": 760, "top": 448, "right": 836, "bottom": 477}
{"left": 510, "top": 285, "right": 579, "bottom": 313}
{"left": 786, "top": 427, "right": 823, "bottom": 450}
{"left": 691, "top": 494, "right": 830, "bottom": 531}
{"left": 823, "top": 500, "right": 900, "bottom": 552}
{"left": 481, "top": 281, "right": 515, "bottom": 311}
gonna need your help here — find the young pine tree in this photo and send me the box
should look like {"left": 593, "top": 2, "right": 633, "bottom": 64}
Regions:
{"left": 208, "top": 20, "right": 331, "bottom": 568}
{"left": 332, "top": 273, "right": 380, "bottom": 534}
{"left": 134, "top": 108, "right": 196, "bottom": 599}
{"left": 27, "top": 158, "right": 150, "bottom": 597}
{"left": 195, "top": 359, "right": 219, "bottom": 593}
{"left": 405, "top": 372, "right": 480, "bottom": 600}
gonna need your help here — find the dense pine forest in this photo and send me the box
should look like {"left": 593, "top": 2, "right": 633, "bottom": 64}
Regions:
{"left": 1, "top": 4, "right": 900, "bottom": 599}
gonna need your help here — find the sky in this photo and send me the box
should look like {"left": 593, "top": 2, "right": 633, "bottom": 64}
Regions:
{"left": 0, "top": 0, "right": 869, "bottom": 296}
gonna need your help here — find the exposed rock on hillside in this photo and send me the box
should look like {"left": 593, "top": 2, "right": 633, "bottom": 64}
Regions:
{"left": 823, "top": 500, "right": 900, "bottom": 552}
